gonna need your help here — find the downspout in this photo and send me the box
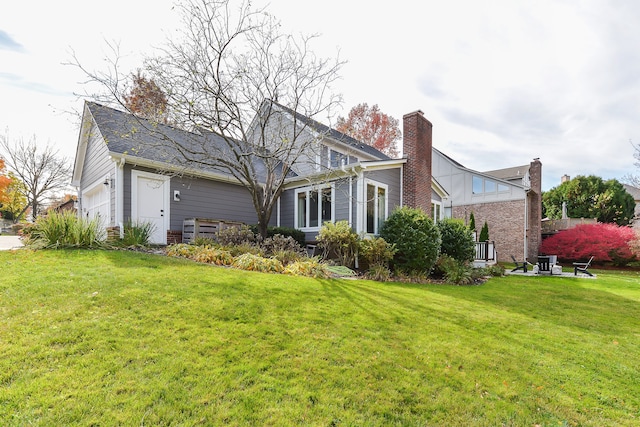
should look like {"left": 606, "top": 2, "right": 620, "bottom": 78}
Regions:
{"left": 277, "top": 197, "right": 281, "bottom": 227}
{"left": 524, "top": 189, "right": 529, "bottom": 261}
{"left": 116, "top": 157, "right": 125, "bottom": 238}
{"left": 348, "top": 175, "right": 353, "bottom": 228}
{"left": 400, "top": 165, "right": 404, "bottom": 207}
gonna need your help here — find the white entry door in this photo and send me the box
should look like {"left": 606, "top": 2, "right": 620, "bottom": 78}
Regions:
{"left": 132, "top": 171, "right": 170, "bottom": 245}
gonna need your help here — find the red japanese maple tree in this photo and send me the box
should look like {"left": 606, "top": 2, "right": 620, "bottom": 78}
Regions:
{"left": 336, "top": 103, "right": 401, "bottom": 157}
{"left": 540, "top": 223, "right": 637, "bottom": 266}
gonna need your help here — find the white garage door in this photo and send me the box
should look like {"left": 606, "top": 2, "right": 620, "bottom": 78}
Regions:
{"left": 82, "top": 181, "right": 110, "bottom": 226}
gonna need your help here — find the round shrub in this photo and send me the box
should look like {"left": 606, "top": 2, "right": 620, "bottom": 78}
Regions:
{"left": 437, "top": 218, "right": 475, "bottom": 263}
{"left": 379, "top": 207, "right": 441, "bottom": 274}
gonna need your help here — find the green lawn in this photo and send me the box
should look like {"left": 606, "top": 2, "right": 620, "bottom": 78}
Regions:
{"left": 1, "top": 249, "right": 639, "bottom": 426}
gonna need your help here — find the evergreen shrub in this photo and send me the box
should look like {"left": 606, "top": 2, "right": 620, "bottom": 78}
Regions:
{"left": 379, "top": 206, "right": 441, "bottom": 274}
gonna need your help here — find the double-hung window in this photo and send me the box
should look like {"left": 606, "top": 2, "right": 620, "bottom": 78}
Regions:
{"left": 296, "top": 186, "right": 333, "bottom": 230}
{"left": 365, "top": 180, "right": 387, "bottom": 235}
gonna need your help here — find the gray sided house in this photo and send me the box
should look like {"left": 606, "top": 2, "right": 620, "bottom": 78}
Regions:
{"left": 72, "top": 101, "right": 541, "bottom": 261}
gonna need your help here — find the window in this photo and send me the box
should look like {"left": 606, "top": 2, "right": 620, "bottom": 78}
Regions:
{"left": 484, "top": 180, "right": 496, "bottom": 192}
{"left": 330, "top": 149, "right": 347, "bottom": 168}
{"left": 431, "top": 201, "right": 442, "bottom": 221}
{"left": 366, "top": 181, "right": 387, "bottom": 234}
{"left": 473, "top": 175, "right": 505, "bottom": 194}
{"left": 296, "top": 186, "right": 333, "bottom": 229}
{"left": 472, "top": 176, "right": 483, "bottom": 194}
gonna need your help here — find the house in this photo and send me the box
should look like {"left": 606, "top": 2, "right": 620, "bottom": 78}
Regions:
{"left": 72, "top": 101, "right": 541, "bottom": 261}
{"left": 623, "top": 184, "right": 640, "bottom": 228}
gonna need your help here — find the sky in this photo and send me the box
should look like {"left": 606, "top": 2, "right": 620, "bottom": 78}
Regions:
{"left": 1, "top": 0, "right": 640, "bottom": 191}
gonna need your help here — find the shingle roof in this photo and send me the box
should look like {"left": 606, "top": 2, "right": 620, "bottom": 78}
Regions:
{"left": 483, "top": 164, "right": 530, "bottom": 181}
{"left": 271, "top": 101, "right": 391, "bottom": 161}
{"left": 87, "top": 102, "right": 293, "bottom": 182}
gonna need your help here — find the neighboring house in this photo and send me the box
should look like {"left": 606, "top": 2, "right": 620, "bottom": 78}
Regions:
{"left": 623, "top": 184, "right": 640, "bottom": 228}
{"left": 52, "top": 197, "right": 77, "bottom": 213}
{"left": 72, "top": 102, "right": 541, "bottom": 261}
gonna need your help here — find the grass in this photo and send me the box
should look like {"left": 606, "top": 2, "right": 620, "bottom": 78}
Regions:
{"left": 1, "top": 249, "right": 639, "bottom": 426}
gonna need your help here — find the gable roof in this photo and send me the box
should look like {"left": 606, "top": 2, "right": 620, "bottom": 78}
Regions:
{"left": 623, "top": 184, "right": 640, "bottom": 201}
{"left": 73, "top": 102, "right": 292, "bottom": 185}
{"left": 432, "top": 146, "right": 528, "bottom": 190}
{"left": 483, "top": 164, "right": 530, "bottom": 181}
{"left": 271, "top": 101, "right": 391, "bottom": 161}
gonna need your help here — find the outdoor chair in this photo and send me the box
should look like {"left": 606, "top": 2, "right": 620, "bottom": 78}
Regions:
{"left": 537, "top": 256, "right": 553, "bottom": 275}
{"left": 510, "top": 255, "right": 527, "bottom": 273}
{"left": 573, "top": 256, "right": 594, "bottom": 276}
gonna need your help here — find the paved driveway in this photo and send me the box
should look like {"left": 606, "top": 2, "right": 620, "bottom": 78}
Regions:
{"left": 0, "top": 236, "right": 24, "bottom": 250}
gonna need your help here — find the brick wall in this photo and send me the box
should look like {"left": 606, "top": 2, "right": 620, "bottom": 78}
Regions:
{"left": 527, "top": 159, "right": 542, "bottom": 259}
{"left": 453, "top": 200, "right": 526, "bottom": 262}
{"left": 402, "top": 110, "right": 432, "bottom": 214}
{"left": 167, "top": 230, "right": 183, "bottom": 245}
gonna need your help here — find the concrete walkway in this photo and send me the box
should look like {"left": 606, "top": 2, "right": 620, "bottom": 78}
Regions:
{"left": 0, "top": 236, "right": 24, "bottom": 250}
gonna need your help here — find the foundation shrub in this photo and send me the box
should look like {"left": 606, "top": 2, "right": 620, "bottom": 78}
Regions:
{"left": 192, "top": 237, "right": 218, "bottom": 247}
{"left": 437, "top": 218, "right": 475, "bottom": 263}
{"left": 250, "top": 225, "right": 306, "bottom": 248}
{"left": 364, "top": 264, "right": 392, "bottom": 282}
{"left": 261, "top": 234, "right": 307, "bottom": 257}
{"left": 379, "top": 207, "right": 441, "bottom": 274}
{"left": 217, "top": 225, "right": 256, "bottom": 246}
{"left": 222, "top": 242, "right": 264, "bottom": 257}
{"left": 436, "top": 255, "right": 473, "bottom": 285}
{"left": 358, "top": 236, "right": 396, "bottom": 270}
{"left": 316, "top": 220, "right": 359, "bottom": 268}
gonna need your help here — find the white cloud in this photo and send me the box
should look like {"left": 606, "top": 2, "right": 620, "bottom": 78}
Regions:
{"left": 1, "top": 0, "right": 639, "bottom": 190}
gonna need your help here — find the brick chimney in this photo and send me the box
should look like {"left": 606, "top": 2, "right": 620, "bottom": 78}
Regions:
{"left": 526, "top": 158, "right": 542, "bottom": 260}
{"left": 402, "top": 110, "right": 433, "bottom": 214}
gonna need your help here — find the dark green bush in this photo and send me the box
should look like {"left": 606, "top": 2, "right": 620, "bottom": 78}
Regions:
{"left": 379, "top": 207, "right": 441, "bottom": 274}
{"left": 250, "top": 225, "right": 306, "bottom": 248}
{"left": 479, "top": 221, "right": 490, "bottom": 242}
{"left": 437, "top": 218, "right": 475, "bottom": 263}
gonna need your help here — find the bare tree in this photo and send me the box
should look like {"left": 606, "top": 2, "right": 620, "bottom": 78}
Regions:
{"left": 70, "top": 0, "right": 343, "bottom": 238}
{"left": 0, "top": 136, "right": 72, "bottom": 221}
{"left": 625, "top": 141, "right": 640, "bottom": 187}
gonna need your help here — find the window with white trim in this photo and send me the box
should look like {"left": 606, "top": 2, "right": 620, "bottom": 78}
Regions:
{"left": 366, "top": 181, "right": 387, "bottom": 234}
{"left": 330, "top": 149, "right": 347, "bottom": 168}
{"left": 431, "top": 201, "right": 442, "bottom": 221}
{"left": 295, "top": 186, "right": 333, "bottom": 230}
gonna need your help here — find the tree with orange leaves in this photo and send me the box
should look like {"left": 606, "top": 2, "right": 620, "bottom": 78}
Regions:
{"left": 0, "top": 158, "right": 11, "bottom": 207}
{"left": 123, "top": 70, "right": 169, "bottom": 123}
{"left": 336, "top": 103, "right": 401, "bottom": 158}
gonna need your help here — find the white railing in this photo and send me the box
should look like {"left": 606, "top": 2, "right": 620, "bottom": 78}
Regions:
{"left": 475, "top": 241, "right": 496, "bottom": 262}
